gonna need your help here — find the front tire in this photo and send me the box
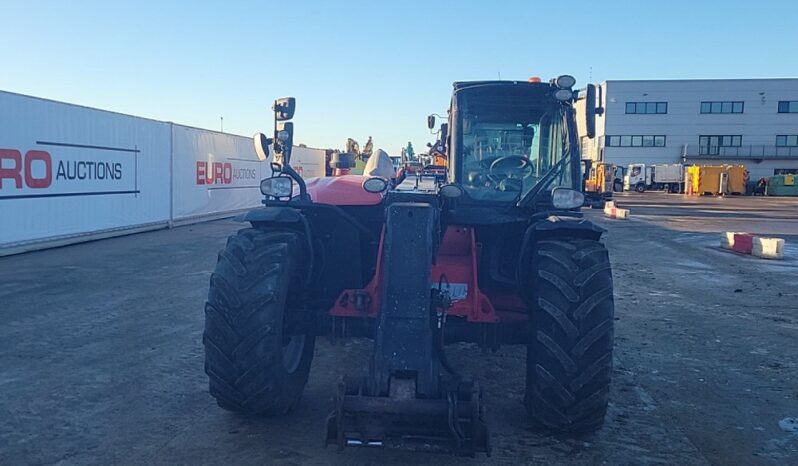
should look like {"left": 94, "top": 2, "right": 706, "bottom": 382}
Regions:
{"left": 525, "top": 238, "right": 614, "bottom": 433}
{"left": 203, "top": 228, "right": 315, "bottom": 415}
{"left": 635, "top": 183, "right": 646, "bottom": 193}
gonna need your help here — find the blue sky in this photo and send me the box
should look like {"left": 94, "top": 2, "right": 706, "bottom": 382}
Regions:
{"left": 2, "top": 0, "right": 797, "bottom": 154}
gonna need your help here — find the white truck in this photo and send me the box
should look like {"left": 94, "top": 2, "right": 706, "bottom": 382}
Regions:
{"left": 624, "top": 163, "right": 684, "bottom": 193}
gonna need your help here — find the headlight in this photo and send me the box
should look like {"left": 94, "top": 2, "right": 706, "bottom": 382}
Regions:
{"left": 555, "top": 75, "right": 576, "bottom": 88}
{"left": 362, "top": 177, "right": 389, "bottom": 193}
{"left": 260, "top": 176, "right": 293, "bottom": 197}
{"left": 554, "top": 89, "right": 573, "bottom": 101}
{"left": 551, "top": 187, "right": 584, "bottom": 209}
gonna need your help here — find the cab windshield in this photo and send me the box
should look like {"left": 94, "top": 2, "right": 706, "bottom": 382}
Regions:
{"left": 456, "top": 87, "right": 571, "bottom": 203}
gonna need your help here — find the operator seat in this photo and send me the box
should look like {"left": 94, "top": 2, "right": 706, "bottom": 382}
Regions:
{"left": 364, "top": 148, "right": 397, "bottom": 179}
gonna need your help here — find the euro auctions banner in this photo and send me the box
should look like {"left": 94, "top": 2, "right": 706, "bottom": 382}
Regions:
{"left": 0, "top": 90, "right": 331, "bottom": 252}
{"left": 0, "top": 91, "right": 171, "bottom": 247}
{"left": 171, "top": 125, "right": 270, "bottom": 220}
{"left": 170, "top": 127, "right": 328, "bottom": 220}
{"left": 0, "top": 148, "right": 135, "bottom": 198}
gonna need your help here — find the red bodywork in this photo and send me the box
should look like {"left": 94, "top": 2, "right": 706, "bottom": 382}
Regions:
{"left": 303, "top": 175, "right": 384, "bottom": 205}
{"left": 329, "top": 226, "right": 527, "bottom": 323}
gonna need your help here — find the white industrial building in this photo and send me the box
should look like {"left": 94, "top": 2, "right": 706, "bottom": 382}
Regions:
{"left": 578, "top": 78, "right": 798, "bottom": 180}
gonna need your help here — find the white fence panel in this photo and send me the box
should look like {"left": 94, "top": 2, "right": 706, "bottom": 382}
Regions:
{"left": 170, "top": 125, "right": 269, "bottom": 220}
{"left": 0, "top": 91, "right": 171, "bottom": 249}
{"left": 1, "top": 91, "right": 332, "bottom": 254}
{"left": 291, "top": 146, "right": 327, "bottom": 178}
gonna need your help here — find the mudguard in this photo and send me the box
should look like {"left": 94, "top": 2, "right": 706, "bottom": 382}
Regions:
{"left": 236, "top": 206, "right": 303, "bottom": 224}
{"left": 236, "top": 206, "right": 314, "bottom": 286}
{"left": 518, "top": 215, "right": 606, "bottom": 288}
{"left": 530, "top": 215, "right": 605, "bottom": 239}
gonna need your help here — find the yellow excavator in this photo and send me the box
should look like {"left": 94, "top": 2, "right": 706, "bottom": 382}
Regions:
{"left": 582, "top": 160, "right": 621, "bottom": 208}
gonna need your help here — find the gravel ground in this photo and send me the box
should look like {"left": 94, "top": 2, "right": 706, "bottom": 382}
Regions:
{"left": 1, "top": 192, "right": 796, "bottom": 465}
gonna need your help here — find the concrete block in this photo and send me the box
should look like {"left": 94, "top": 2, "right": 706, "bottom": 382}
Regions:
{"left": 604, "top": 207, "right": 629, "bottom": 220}
{"left": 752, "top": 236, "right": 785, "bottom": 260}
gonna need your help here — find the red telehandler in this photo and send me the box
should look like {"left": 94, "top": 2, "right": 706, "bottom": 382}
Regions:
{"left": 203, "top": 76, "right": 613, "bottom": 456}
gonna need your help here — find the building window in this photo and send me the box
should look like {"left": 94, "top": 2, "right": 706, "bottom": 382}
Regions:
{"left": 700, "top": 101, "right": 744, "bottom": 114}
{"left": 778, "top": 101, "right": 798, "bottom": 113}
{"left": 776, "top": 135, "right": 798, "bottom": 147}
{"left": 625, "top": 101, "right": 667, "bottom": 114}
{"left": 580, "top": 136, "right": 590, "bottom": 155}
{"left": 699, "top": 135, "right": 742, "bottom": 155}
{"left": 606, "top": 135, "right": 666, "bottom": 147}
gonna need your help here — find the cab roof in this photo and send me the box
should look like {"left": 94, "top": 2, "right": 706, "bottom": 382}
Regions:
{"left": 452, "top": 80, "right": 551, "bottom": 91}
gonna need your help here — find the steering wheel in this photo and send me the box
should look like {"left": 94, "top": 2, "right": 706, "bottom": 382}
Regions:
{"left": 487, "top": 155, "right": 533, "bottom": 184}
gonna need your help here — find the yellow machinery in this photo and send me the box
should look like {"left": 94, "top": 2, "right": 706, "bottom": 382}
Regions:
{"left": 582, "top": 160, "right": 617, "bottom": 207}
{"left": 431, "top": 153, "right": 447, "bottom": 167}
{"left": 584, "top": 162, "right": 612, "bottom": 192}
{"left": 726, "top": 165, "right": 748, "bottom": 194}
{"left": 686, "top": 165, "right": 748, "bottom": 195}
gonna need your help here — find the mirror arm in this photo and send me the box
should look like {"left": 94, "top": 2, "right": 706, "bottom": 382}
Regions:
{"left": 281, "top": 164, "right": 310, "bottom": 202}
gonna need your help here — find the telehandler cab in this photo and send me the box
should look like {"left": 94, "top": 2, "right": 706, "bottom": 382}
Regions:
{"left": 203, "top": 77, "right": 614, "bottom": 456}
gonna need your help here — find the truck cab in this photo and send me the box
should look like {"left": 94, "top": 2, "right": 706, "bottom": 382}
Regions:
{"left": 624, "top": 163, "right": 648, "bottom": 192}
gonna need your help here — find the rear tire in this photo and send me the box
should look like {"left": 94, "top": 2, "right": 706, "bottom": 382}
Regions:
{"left": 203, "top": 228, "right": 315, "bottom": 415}
{"left": 525, "top": 238, "right": 614, "bottom": 433}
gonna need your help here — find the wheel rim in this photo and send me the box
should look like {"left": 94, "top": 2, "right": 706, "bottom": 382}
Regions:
{"left": 282, "top": 334, "right": 306, "bottom": 374}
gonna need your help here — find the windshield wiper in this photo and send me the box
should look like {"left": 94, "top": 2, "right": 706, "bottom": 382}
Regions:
{"left": 517, "top": 156, "right": 569, "bottom": 207}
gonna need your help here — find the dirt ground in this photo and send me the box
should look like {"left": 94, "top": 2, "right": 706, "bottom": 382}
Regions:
{"left": 1, "top": 192, "right": 797, "bottom": 465}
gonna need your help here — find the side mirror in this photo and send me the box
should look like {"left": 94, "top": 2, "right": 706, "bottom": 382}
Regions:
{"left": 585, "top": 84, "right": 596, "bottom": 139}
{"left": 427, "top": 114, "right": 436, "bottom": 130}
{"left": 273, "top": 121, "right": 294, "bottom": 165}
{"left": 273, "top": 97, "right": 296, "bottom": 121}
{"left": 253, "top": 132, "right": 272, "bottom": 161}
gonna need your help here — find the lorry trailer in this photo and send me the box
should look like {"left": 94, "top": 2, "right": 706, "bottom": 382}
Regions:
{"left": 624, "top": 163, "right": 684, "bottom": 193}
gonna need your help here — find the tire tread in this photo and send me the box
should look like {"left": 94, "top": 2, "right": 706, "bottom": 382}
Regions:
{"left": 203, "top": 228, "right": 314, "bottom": 415}
{"left": 525, "top": 238, "right": 614, "bottom": 433}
